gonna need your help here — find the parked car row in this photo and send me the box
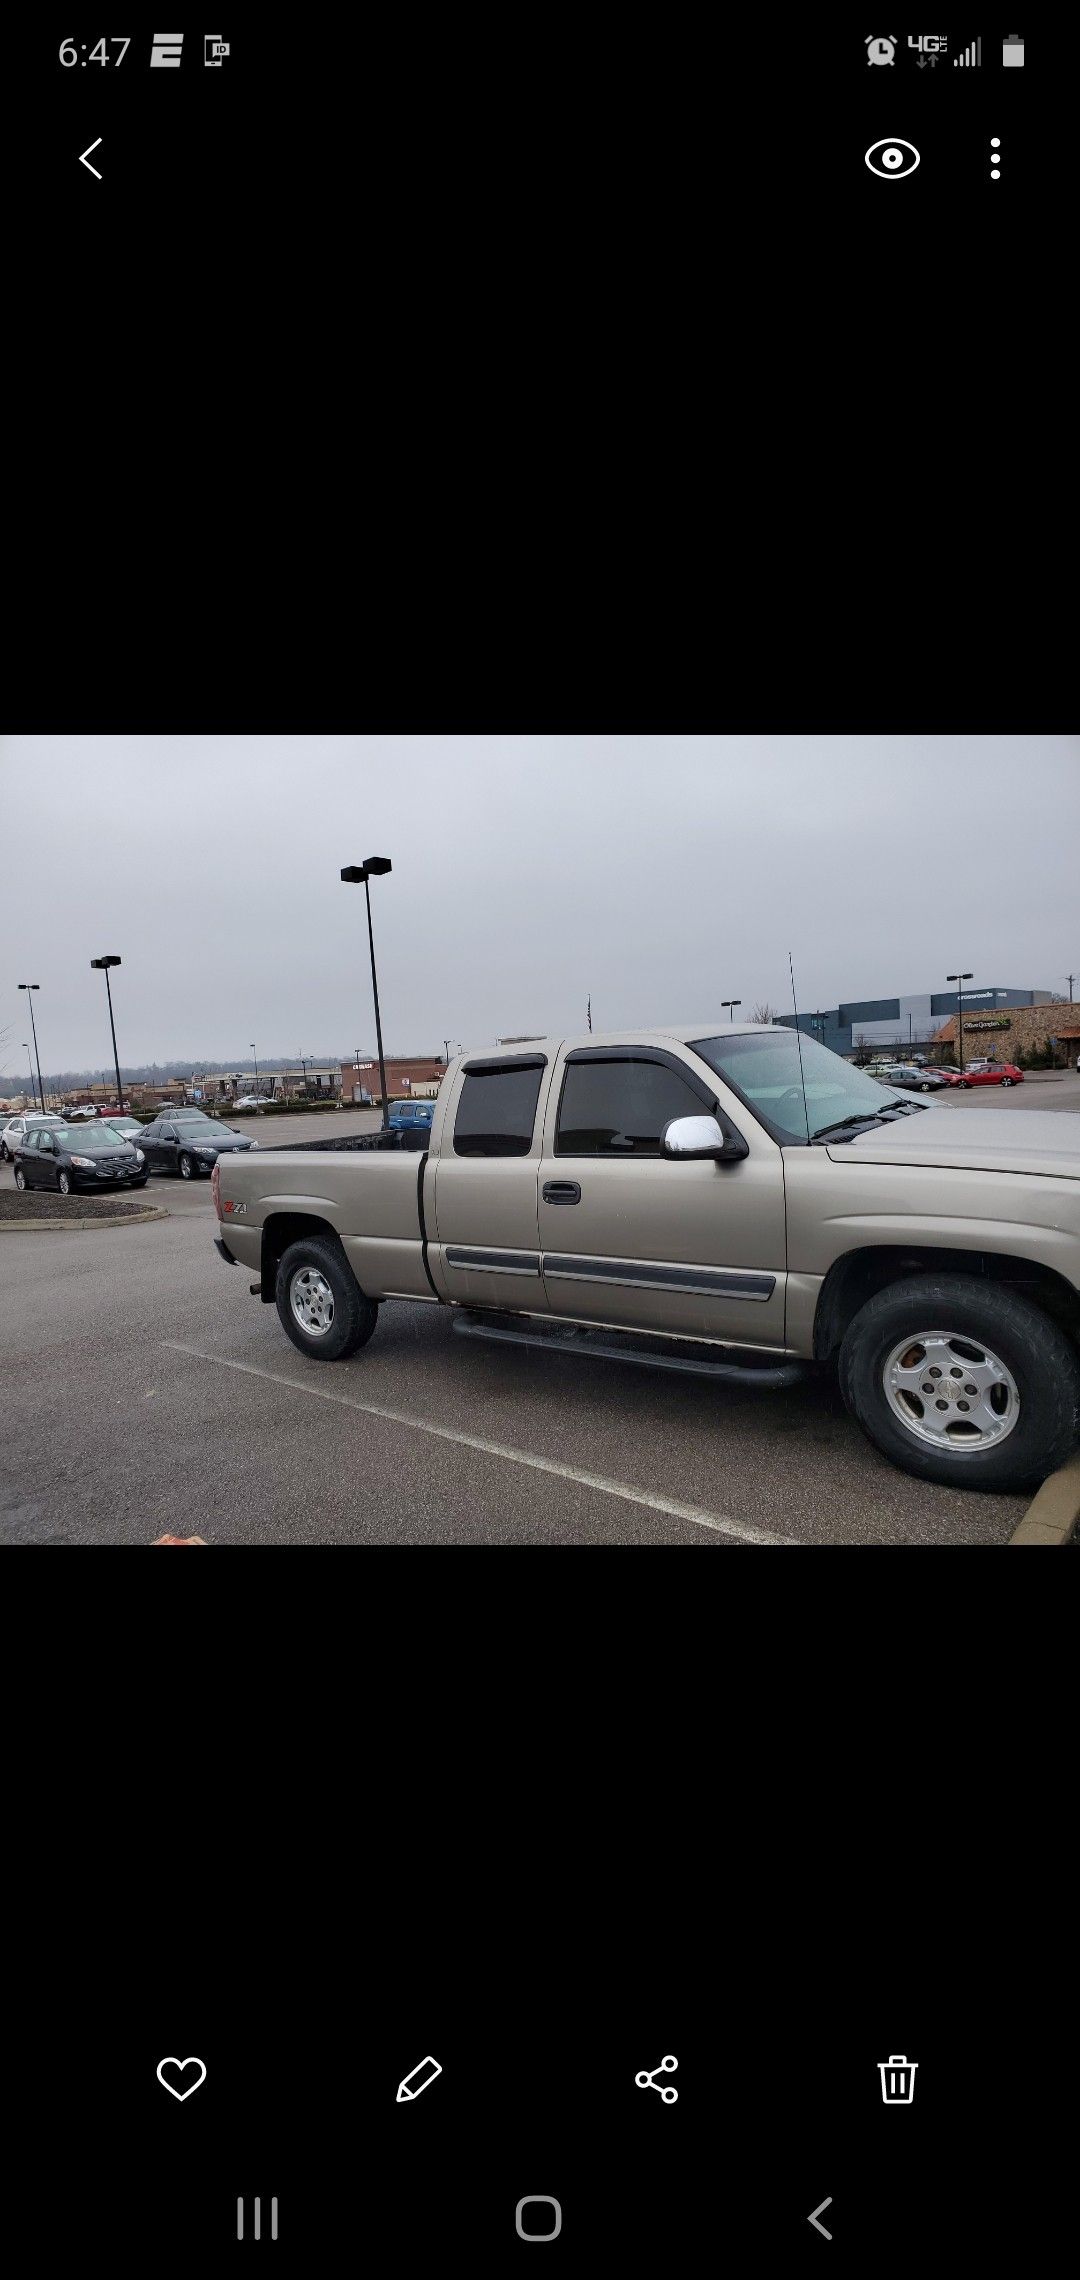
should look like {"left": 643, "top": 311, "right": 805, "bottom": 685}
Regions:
{"left": 865, "top": 1059, "right": 1028, "bottom": 1090}
{"left": 1, "top": 1106, "right": 259, "bottom": 1191}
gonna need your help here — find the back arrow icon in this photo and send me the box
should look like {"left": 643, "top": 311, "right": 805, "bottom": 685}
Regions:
{"left": 79, "top": 139, "right": 102, "bottom": 179}
{"left": 808, "top": 2197, "right": 833, "bottom": 2240}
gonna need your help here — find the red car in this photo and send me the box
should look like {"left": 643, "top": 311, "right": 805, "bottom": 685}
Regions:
{"left": 934, "top": 1067, "right": 967, "bottom": 1086}
{"left": 955, "top": 1060, "right": 1024, "bottom": 1088}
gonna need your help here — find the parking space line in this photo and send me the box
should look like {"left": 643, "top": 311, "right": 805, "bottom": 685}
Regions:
{"left": 163, "top": 1341, "right": 794, "bottom": 1543}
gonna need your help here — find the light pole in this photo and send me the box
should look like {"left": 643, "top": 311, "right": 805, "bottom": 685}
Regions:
{"left": 947, "top": 971, "right": 973, "bottom": 1073}
{"left": 23, "top": 1043, "right": 34, "bottom": 1106}
{"left": 721, "top": 999, "right": 742, "bottom": 1023}
{"left": 341, "top": 857, "right": 392, "bottom": 1128}
{"left": 251, "top": 1044, "right": 260, "bottom": 1104}
{"left": 90, "top": 956, "right": 125, "bottom": 1111}
{"left": 18, "top": 985, "right": 45, "bottom": 1110}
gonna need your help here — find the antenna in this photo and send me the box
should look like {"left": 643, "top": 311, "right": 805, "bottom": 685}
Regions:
{"left": 788, "top": 952, "right": 811, "bottom": 1142}
{"left": 587, "top": 994, "right": 592, "bottom": 1033}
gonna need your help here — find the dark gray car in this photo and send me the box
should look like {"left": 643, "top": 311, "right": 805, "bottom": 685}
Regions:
{"left": 136, "top": 1111, "right": 259, "bottom": 1180}
{"left": 14, "top": 1122, "right": 146, "bottom": 1194}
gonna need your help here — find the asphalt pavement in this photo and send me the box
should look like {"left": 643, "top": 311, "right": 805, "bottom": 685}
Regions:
{"left": 2, "top": 1077, "right": 1077, "bottom": 1547}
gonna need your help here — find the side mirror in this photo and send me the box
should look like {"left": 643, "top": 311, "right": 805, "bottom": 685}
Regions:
{"left": 661, "top": 1115, "right": 748, "bottom": 1163}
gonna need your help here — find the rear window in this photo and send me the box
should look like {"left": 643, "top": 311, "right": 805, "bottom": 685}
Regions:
{"left": 453, "top": 1066, "right": 544, "bottom": 1157}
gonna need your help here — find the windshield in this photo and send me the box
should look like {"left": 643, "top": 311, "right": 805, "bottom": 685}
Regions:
{"left": 105, "top": 1118, "right": 141, "bottom": 1133}
{"left": 690, "top": 1030, "right": 902, "bottom": 1145}
{"left": 69, "top": 1125, "right": 129, "bottom": 1152}
{"left": 175, "top": 1117, "right": 232, "bottom": 1137}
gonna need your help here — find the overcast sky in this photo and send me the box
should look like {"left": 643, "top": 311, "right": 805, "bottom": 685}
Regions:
{"left": 1, "top": 736, "right": 1077, "bottom": 1076}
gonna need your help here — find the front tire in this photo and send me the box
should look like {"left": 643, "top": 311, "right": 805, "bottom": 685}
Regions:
{"left": 276, "top": 1235, "right": 379, "bottom": 1362}
{"left": 178, "top": 1152, "right": 194, "bottom": 1179}
{"left": 838, "top": 1273, "right": 1080, "bottom": 1491}
{"left": 57, "top": 1171, "right": 72, "bottom": 1197}
{"left": 14, "top": 1165, "right": 26, "bottom": 1190}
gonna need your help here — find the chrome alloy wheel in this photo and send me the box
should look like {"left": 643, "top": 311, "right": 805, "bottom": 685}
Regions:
{"left": 289, "top": 1265, "right": 336, "bottom": 1337}
{"left": 882, "top": 1331, "right": 1020, "bottom": 1452}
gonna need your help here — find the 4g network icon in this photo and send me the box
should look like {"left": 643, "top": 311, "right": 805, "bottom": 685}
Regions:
{"left": 865, "top": 36, "right": 949, "bottom": 69}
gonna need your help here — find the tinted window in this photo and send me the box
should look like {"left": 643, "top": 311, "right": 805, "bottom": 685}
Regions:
{"left": 556, "top": 1058, "right": 707, "bottom": 1157}
{"left": 453, "top": 1066, "right": 544, "bottom": 1157}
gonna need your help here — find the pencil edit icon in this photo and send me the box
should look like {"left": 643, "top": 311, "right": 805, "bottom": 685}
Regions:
{"left": 396, "top": 2056, "right": 443, "bottom": 2103}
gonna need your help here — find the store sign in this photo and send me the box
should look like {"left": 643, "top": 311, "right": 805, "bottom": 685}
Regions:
{"left": 965, "top": 1017, "right": 1011, "bottom": 1032}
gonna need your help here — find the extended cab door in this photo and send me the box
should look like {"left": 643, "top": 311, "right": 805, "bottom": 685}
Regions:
{"left": 429, "top": 1053, "right": 555, "bottom": 1314}
{"left": 537, "top": 1042, "right": 789, "bottom": 1346}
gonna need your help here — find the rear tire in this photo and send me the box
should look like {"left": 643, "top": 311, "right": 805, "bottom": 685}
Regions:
{"left": 276, "top": 1235, "right": 379, "bottom": 1363}
{"left": 838, "top": 1273, "right": 1080, "bottom": 1491}
{"left": 1001, "top": 1076, "right": 1013, "bottom": 1087}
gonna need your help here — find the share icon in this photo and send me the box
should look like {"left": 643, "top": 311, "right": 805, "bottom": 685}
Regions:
{"left": 634, "top": 2054, "right": 678, "bottom": 2103}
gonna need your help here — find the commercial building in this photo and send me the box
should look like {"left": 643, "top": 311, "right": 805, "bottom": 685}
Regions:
{"left": 340, "top": 1057, "right": 446, "bottom": 1105}
{"left": 777, "top": 984, "right": 1053, "bottom": 1059}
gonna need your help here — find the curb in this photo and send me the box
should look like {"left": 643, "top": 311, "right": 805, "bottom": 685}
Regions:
{"left": 0, "top": 1205, "right": 169, "bottom": 1233}
{"left": 1008, "top": 1453, "right": 1080, "bottom": 1544}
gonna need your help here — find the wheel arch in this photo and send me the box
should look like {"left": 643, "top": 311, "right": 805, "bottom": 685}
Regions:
{"left": 260, "top": 1210, "right": 352, "bottom": 1303}
{"left": 812, "top": 1245, "right": 1080, "bottom": 1361}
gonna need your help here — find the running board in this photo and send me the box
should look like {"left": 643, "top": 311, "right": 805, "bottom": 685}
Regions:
{"left": 451, "top": 1309, "right": 810, "bottom": 1388}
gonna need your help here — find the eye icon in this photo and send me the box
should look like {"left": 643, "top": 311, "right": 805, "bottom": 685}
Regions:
{"left": 865, "top": 138, "right": 920, "bottom": 179}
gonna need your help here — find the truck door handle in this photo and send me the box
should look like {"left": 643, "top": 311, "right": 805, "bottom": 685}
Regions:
{"left": 543, "top": 1180, "right": 581, "bottom": 1204}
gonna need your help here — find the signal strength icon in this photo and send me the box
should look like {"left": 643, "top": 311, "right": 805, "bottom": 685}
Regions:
{"left": 954, "top": 37, "right": 982, "bottom": 67}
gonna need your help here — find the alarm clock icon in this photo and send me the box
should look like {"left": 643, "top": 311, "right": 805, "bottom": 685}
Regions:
{"left": 865, "top": 35, "right": 897, "bottom": 67}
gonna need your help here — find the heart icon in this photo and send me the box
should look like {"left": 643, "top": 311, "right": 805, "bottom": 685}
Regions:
{"left": 156, "top": 2056, "right": 207, "bottom": 2102}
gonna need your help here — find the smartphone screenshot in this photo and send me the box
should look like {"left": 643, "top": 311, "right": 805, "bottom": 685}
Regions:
{"left": 4, "top": 23, "right": 1074, "bottom": 2273}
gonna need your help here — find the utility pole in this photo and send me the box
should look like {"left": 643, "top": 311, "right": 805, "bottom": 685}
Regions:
{"left": 587, "top": 996, "right": 592, "bottom": 1034}
{"left": 90, "top": 956, "right": 126, "bottom": 1111}
{"left": 18, "top": 985, "right": 45, "bottom": 1110}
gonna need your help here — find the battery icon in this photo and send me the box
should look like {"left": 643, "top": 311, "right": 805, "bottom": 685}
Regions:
{"left": 1002, "top": 36, "right": 1024, "bottom": 67}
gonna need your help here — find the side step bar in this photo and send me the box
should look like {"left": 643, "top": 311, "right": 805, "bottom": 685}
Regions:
{"left": 451, "top": 1309, "right": 810, "bottom": 1388}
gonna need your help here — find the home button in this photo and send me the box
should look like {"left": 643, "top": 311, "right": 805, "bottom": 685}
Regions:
{"left": 516, "top": 2196, "right": 562, "bottom": 2241}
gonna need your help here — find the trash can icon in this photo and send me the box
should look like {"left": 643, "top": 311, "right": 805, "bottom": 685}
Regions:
{"left": 879, "top": 2054, "right": 918, "bottom": 2104}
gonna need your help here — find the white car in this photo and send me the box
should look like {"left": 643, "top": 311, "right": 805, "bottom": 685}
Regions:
{"left": 232, "top": 1095, "right": 271, "bottom": 1110}
{"left": 1, "top": 1112, "right": 69, "bottom": 1162}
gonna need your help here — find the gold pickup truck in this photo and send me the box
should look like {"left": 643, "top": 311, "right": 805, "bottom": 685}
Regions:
{"left": 211, "top": 1026, "right": 1080, "bottom": 1492}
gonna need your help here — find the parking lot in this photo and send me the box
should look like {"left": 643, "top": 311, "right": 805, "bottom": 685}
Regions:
{"left": 3, "top": 1077, "right": 1078, "bottom": 1546}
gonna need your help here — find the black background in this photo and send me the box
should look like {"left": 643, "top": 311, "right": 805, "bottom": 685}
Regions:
{"left": 5, "top": 24, "right": 1075, "bottom": 2273}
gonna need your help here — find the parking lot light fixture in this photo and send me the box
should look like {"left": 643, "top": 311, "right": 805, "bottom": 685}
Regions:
{"left": 90, "top": 956, "right": 126, "bottom": 1113}
{"left": 721, "top": 999, "right": 742, "bottom": 1023}
{"left": 18, "top": 984, "right": 46, "bottom": 1110}
{"left": 947, "top": 970, "right": 974, "bottom": 1074}
{"left": 341, "top": 857, "right": 392, "bottom": 1128}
